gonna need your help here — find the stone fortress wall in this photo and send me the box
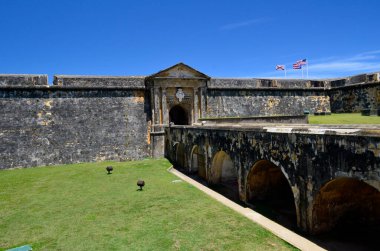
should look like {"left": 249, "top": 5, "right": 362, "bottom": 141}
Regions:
{"left": 329, "top": 73, "right": 380, "bottom": 113}
{"left": 0, "top": 75, "right": 151, "bottom": 169}
{"left": 206, "top": 78, "right": 330, "bottom": 117}
{"left": 0, "top": 63, "right": 379, "bottom": 169}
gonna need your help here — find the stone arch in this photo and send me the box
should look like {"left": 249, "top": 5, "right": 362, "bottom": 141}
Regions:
{"left": 311, "top": 177, "right": 380, "bottom": 234}
{"left": 190, "top": 145, "right": 207, "bottom": 180}
{"left": 175, "top": 143, "right": 186, "bottom": 169}
{"left": 210, "top": 150, "right": 239, "bottom": 200}
{"left": 246, "top": 159, "right": 297, "bottom": 227}
{"left": 169, "top": 105, "right": 189, "bottom": 125}
{"left": 210, "top": 151, "right": 236, "bottom": 184}
{"left": 165, "top": 138, "right": 170, "bottom": 158}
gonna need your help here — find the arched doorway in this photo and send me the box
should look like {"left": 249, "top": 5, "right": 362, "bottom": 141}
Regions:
{"left": 311, "top": 177, "right": 380, "bottom": 235}
{"left": 169, "top": 105, "right": 189, "bottom": 125}
{"left": 190, "top": 145, "right": 206, "bottom": 180}
{"left": 175, "top": 143, "right": 186, "bottom": 169}
{"left": 210, "top": 151, "right": 238, "bottom": 200}
{"left": 246, "top": 160, "right": 297, "bottom": 229}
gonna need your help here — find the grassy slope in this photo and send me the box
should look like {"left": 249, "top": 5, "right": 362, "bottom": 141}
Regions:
{"left": 0, "top": 159, "right": 296, "bottom": 251}
{"left": 309, "top": 113, "right": 380, "bottom": 124}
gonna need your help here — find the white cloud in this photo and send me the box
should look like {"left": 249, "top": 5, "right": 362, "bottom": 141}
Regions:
{"left": 258, "top": 50, "right": 380, "bottom": 79}
{"left": 220, "top": 18, "right": 269, "bottom": 31}
{"left": 308, "top": 51, "right": 380, "bottom": 74}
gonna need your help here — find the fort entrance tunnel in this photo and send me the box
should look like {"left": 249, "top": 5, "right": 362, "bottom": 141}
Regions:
{"left": 169, "top": 105, "right": 189, "bottom": 125}
{"left": 165, "top": 125, "right": 380, "bottom": 237}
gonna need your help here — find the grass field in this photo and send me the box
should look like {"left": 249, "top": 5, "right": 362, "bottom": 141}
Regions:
{"left": 309, "top": 113, "right": 380, "bottom": 124}
{"left": 0, "top": 159, "right": 296, "bottom": 251}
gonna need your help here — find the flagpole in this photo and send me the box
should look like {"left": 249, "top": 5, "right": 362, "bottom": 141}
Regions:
{"left": 307, "top": 60, "right": 309, "bottom": 78}
{"left": 302, "top": 67, "right": 304, "bottom": 79}
{"left": 285, "top": 68, "right": 287, "bottom": 78}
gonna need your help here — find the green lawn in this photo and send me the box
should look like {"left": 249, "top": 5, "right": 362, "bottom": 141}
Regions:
{"left": 0, "top": 159, "right": 296, "bottom": 251}
{"left": 309, "top": 113, "right": 380, "bottom": 124}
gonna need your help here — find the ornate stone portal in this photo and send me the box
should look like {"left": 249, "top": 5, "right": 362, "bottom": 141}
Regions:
{"left": 147, "top": 62, "right": 209, "bottom": 126}
{"left": 146, "top": 63, "right": 210, "bottom": 157}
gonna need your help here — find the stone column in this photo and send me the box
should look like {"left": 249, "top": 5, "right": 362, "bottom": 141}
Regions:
{"left": 193, "top": 87, "right": 199, "bottom": 124}
{"left": 150, "top": 88, "right": 155, "bottom": 126}
{"left": 161, "top": 87, "right": 169, "bottom": 124}
{"left": 200, "top": 86, "right": 207, "bottom": 118}
{"left": 153, "top": 87, "right": 161, "bottom": 125}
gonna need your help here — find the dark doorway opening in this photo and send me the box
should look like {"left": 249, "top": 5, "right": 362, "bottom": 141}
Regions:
{"left": 169, "top": 105, "right": 189, "bottom": 125}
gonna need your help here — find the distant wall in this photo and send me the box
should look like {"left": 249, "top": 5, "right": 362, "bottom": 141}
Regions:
{"left": 0, "top": 75, "right": 151, "bottom": 169}
{"left": 328, "top": 73, "right": 380, "bottom": 113}
{"left": 205, "top": 78, "right": 330, "bottom": 117}
{"left": 0, "top": 74, "right": 48, "bottom": 87}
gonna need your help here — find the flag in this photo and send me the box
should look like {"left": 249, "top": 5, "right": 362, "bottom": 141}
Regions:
{"left": 293, "top": 63, "right": 302, "bottom": 69}
{"left": 297, "top": 59, "right": 307, "bottom": 65}
{"left": 276, "top": 65, "right": 285, "bottom": 71}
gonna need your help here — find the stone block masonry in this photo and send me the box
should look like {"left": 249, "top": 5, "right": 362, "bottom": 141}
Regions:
{"left": 205, "top": 89, "right": 330, "bottom": 117}
{"left": 0, "top": 74, "right": 48, "bottom": 87}
{"left": 0, "top": 75, "right": 150, "bottom": 169}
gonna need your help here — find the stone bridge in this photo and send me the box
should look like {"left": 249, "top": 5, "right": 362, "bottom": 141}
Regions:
{"left": 164, "top": 124, "right": 380, "bottom": 234}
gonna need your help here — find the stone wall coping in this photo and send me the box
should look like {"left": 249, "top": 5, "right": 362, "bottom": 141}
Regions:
{"left": 0, "top": 74, "right": 47, "bottom": 77}
{"left": 329, "top": 81, "right": 380, "bottom": 90}
{"left": 0, "top": 74, "right": 48, "bottom": 87}
{"left": 166, "top": 124, "right": 380, "bottom": 137}
{"left": 53, "top": 75, "right": 146, "bottom": 88}
{"left": 199, "top": 115, "right": 307, "bottom": 120}
{"left": 207, "top": 86, "right": 328, "bottom": 91}
{"left": 0, "top": 85, "right": 146, "bottom": 90}
{"left": 53, "top": 75, "right": 146, "bottom": 79}
{"left": 0, "top": 71, "right": 378, "bottom": 89}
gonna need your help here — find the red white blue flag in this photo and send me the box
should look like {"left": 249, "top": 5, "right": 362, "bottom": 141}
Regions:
{"left": 293, "top": 63, "right": 302, "bottom": 69}
{"left": 276, "top": 65, "right": 285, "bottom": 70}
{"left": 297, "top": 59, "right": 307, "bottom": 65}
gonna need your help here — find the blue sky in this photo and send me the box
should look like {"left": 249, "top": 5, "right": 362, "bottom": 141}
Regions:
{"left": 0, "top": 0, "right": 380, "bottom": 82}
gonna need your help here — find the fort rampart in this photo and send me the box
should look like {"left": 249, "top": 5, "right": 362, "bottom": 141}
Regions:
{"left": 0, "top": 63, "right": 379, "bottom": 169}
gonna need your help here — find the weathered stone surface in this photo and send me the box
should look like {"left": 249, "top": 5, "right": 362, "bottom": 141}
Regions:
{"left": 0, "top": 88, "right": 150, "bottom": 169}
{"left": 53, "top": 75, "right": 146, "bottom": 88}
{"left": 205, "top": 89, "right": 330, "bottom": 117}
{"left": 209, "top": 78, "right": 260, "bottom": 89}
{"left": 209, "top": 78, "right": 327, "bottom": 89}
{"left": 329, "top": 84, "right": 379, "bottom": 113}
{"left": 0, "top": 74, "right": 48, "bottom": 87}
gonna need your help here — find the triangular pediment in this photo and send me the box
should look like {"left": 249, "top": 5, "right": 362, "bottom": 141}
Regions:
{"left": 149, "top": 63, "right": 210, "bottom": 79}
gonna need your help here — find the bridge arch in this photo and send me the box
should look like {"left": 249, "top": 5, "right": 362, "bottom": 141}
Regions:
{"left": 175, "top": 142, "right": 186, "bottom": 169}
{"left": 189, "top": 145, "right": 207, "bottom": 180}
{"left": 169, "top": 105, "right": 189, "bottom": 125}
{"left": 311, "top": 177, "right": 380, "bottom": 234}
{"left": 210, "top": 150, "right": 239, "bottom": 199}
{"left": 246, "top": 159, "right": 297, "bottom": 226}
{"left": 210, "top": 151, "right": 237, "bottom": 184}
